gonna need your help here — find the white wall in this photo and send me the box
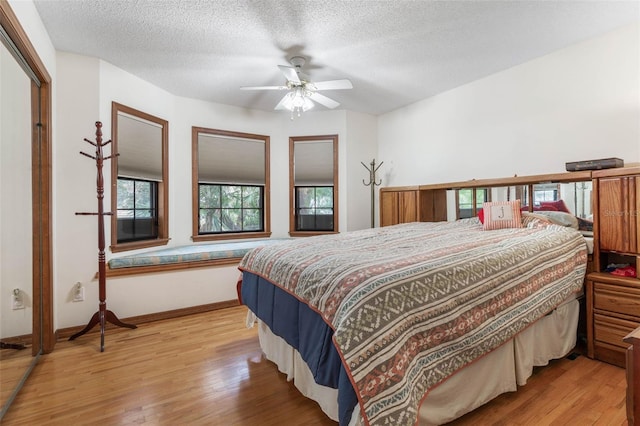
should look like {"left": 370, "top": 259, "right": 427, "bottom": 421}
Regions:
{"left": 53, "top": 53, "right": 100, "bottom": 329}
{"left": 345, "top": 111, "right": 379, "bottom": 229}
{"left": 378, "top": 23, "right": 640, "bottom": 186}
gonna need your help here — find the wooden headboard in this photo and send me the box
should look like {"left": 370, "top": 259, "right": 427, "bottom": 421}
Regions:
{"left": 380, "top": 170, "right": 593, "bottom": 226}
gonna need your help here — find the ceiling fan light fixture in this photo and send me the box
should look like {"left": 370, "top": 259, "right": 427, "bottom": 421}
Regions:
{"left": 282, "top": 88, "right": 314, "bottom": 118}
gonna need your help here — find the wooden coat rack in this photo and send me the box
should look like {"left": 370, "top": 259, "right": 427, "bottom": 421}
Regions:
{"left": 69, "top": 121, "right": 136, "bottom": 352}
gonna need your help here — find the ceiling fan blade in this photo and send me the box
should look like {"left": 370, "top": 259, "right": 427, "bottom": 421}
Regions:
{"left": 278, "top": 65, "right": 301, "bottom": 85}
{"left": 309, "top": 92, "right": 340, "bottom": 109}
{"left": 274, "top": 93, "right": 291, "bottom": 110}
{"left": 309, "top": 79, "right": 353, "bottom": 91}
{"left": 240, "top": 85, "right": 287, "bottom": 91}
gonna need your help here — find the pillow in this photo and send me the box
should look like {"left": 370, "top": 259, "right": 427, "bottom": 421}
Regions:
{"left": 539, "top": 199, "right": 571, "bottom": 213}
{"left": 477, "top": 208, "right": 484, "bottom": 224}
{"left": 533, "top": 205, "right": 558, "bottom": 211}
{"left": 521, "top": 212, "right": 554, "bottom": 228}
{"left": 534, "top": 210, "right": 579, "bottom": 229}
{"left": 482, "top": 200, "right": 523, "bottom": 230}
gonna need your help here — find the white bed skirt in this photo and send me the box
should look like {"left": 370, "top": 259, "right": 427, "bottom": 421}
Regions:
{"left": 251, "top": 297, "right": 579, "bottom": 425}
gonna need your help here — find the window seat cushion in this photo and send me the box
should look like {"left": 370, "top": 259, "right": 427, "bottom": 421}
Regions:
{"left": 108, "top": 239, "right": 289, "bottom": 270}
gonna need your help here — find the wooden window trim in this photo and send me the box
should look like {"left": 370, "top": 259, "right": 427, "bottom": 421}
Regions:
{"left": 110, "top": 102, "right": 169, "bottom": 253}
{"left": 289, "top": 134, "right": 339, "bottom": 237}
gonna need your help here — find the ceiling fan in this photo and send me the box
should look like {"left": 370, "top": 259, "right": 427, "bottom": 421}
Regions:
{"left": 240, "top": 56, "right": 353, "bottom": 117}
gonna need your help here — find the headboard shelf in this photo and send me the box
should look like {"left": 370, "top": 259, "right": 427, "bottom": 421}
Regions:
{"left": 417, "top": 170, "right": 592, "bottom": 191}
{"left": 592, "top": 165, "right": 640, "bottom": 178}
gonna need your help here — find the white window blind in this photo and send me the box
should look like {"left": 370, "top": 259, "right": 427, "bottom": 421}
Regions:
{"left": 117, "top": 112, "right": 163, "bottom": 181}
{"left": 294, "top": 140, "right": 333, "bottom": 185}
{"left": 198, "top": 133, "right": 265, "bottom": 185}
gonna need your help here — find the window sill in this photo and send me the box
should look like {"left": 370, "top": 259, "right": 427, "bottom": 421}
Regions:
{"left": 289, "top": 231, "right": 339, "bottom": 237}
{"left": 191, "top": 231, "right": 271, "bottom": 242}
{"left": 104, "top": 257, "right": 241, "bottom": 277}
{"left": 105, "top": 237, "right": 284, "bottom": 277}
{"left": 110, "top": 238, "right": 170, "bottom": 253}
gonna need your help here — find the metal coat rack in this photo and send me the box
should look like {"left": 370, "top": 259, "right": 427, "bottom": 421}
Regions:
{"left": 69, "top": 121, "right": 136, "bottom": 352}
{"left": 362, "top": 159, "right": 383, "bottom": 228}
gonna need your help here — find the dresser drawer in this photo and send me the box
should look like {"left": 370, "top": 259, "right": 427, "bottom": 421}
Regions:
{"left": 593, "top": 282, "right": 640, "bottom": 318}
{"left": 594, "top": 313, "right": 640, "bottom": 349}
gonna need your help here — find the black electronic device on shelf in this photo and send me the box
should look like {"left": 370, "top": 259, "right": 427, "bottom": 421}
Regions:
{"left": 566, "top": 157, "right": 623, "bottom": 171}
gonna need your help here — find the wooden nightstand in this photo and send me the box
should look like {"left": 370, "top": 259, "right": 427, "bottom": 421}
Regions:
{"left": 586, "top": 273, "right": 640, "bottom": 367}
{"left": 625, "top": 326, "right": 640, "bottom": 426}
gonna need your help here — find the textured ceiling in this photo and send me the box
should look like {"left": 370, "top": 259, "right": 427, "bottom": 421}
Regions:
{"left": 33, "top": 0, "right": 639, "bottom": 116}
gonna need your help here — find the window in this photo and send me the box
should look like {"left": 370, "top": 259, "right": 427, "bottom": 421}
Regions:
{"left": 199, "top": 184, "right": 263, "bottom": 233}
{"left": 111, "top": 102, "right": 169, "bottom": 252}
{"left": 116, "top": 178, "right": 158, "bottom": 242}
{"left": 456, "top": 188, "right": 490, "bottom": 219}
{"left": 289, "top": 135, "right": 338, "bottom": 236}
{"left": 192, "top": 127, "right": 270, "bottom": 241}
{"left": 533, "top": 183, "right": 560, "bottom": 206}
{"left": 295, "top": 186, "right": 334, "bottom": 231}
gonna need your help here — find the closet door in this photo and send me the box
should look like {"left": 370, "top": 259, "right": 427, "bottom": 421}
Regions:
{"left": 0, "top": 1, "right": 53, "bottom": 419}
{"left": 0, "top": 29, "right": 35, "bottom": 417}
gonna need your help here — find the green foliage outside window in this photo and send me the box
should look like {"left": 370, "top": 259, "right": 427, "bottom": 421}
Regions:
{"left": 199, "top": 184, "right": 263, "bottom": 233}
{"left": 117, "top": 178, "right": 155, "bottom": 218}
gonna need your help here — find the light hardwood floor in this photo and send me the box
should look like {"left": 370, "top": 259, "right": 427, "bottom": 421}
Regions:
{"left": 1, "top": 305, "right": 628, "bottom": 425}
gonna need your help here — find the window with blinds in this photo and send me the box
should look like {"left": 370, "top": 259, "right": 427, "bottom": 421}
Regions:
{"left": 192, "top": 128, "right": 270, "bottom": 240}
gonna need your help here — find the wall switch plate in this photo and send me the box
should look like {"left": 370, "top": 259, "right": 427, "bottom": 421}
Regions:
{"left": 12, "top": 290, "right": 24, "bottom": 310}
{"left": 73, "top": 285, "right": 85, "bottom": 302}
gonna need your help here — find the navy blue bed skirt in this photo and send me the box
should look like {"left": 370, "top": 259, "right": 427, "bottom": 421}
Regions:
{"left": 239, "top": 271, "right": 358, "bottom": 425}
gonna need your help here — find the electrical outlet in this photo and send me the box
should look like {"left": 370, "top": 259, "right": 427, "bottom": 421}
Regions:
{"left": 12, "top": 289, "right": 24, "bottom": 310}
{"left": 73, "top": 283, "right": 85, "bottom": 302}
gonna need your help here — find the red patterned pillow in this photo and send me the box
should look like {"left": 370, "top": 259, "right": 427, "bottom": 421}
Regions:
{"left": 482, "top": 200, "right": 523, "bottom": 230}
{"left": 478, "top": 208, "right": 484, "bottom": 224}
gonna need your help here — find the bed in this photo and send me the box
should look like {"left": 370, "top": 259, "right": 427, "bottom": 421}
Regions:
{"left": 237, "top": 215, "right": 588, "bottom": 425}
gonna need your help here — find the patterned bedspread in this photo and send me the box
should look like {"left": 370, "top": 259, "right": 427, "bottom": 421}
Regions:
{"left": 238, "top": 219, "right": 587, "bottom": 425}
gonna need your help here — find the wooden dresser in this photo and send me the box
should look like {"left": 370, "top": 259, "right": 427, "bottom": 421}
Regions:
{"left": 586, "top": 167, "right": 640, "bottom": 367}
{"left": 626, "top": 326, "right": 640, "bottom": 426}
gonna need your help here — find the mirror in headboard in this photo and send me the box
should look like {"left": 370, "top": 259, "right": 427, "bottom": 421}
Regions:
{"left": 535, "top": 181, "right": 592, "bottom": 219}
{"left": 432, "top": 172, "right": 593, "bottom": 223}
{"left": 454, "top": 188, "right": 490, "bottom": 219}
